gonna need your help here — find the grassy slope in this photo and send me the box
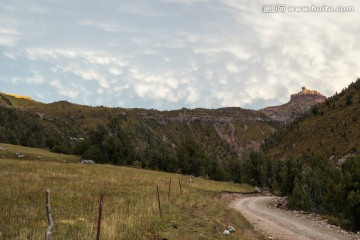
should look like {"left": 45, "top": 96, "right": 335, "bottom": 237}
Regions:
{"left": 3, "top": 94, "right": 33, "bottom": 101}
{"left": 0, "top": 93, "right": 43, "bottom": 108}
{"left": 266, "top": 79, "right": 360, "bottom": 159}
{"left": 0, "top": 143, "right": 262, "bottom": 240}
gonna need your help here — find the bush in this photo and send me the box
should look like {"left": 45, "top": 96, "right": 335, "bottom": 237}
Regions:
{"left": 288, "top": 180, "right": 313, "bottom": 211}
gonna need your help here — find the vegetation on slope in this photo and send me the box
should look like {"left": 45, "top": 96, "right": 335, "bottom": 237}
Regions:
{"left": 0, "top": 91, "right": 277, "bottom": 182}
{"left": 4, "top": 93, "right": 33, "bottom": 101}
{"left": 258, "top": 78, "right": 360, "bottom": 231}
{"left": 264, "top": 78, "right": 360, "bottom": 160}
{"left": 0, "top": 92, "right": 276, "bottom": 158}
{"left": 0, "top": 143, "right": 261, "bottom": 240}
{"left": 282, "top": 156, "right": 360, "bottom": 231}
{"left": 228, "top": 150, "right": 360, "bottom": 231}
{"left": 0, "top": 92, "right": 42, "bottom": 107}
{"left": 0, "top": 106, "right": 69, "bottom": 150}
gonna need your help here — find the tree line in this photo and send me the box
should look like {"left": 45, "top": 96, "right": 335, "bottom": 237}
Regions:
{"left": 0, "top": 106, "right": 67, "bottom": 149}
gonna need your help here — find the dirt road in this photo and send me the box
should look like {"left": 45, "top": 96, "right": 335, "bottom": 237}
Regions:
{"left": 230, "top": 196, "right": 359, "bottom": 240}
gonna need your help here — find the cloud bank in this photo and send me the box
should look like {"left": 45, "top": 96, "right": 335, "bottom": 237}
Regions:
{"left": 0, "top": 0, "right": 359, "bottom": 110}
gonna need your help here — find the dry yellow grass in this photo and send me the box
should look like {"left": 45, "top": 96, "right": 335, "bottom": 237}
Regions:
{"left": 0, "top": 143, "right": 261, "bottom": 240}
{"left": 4, "top": 93, "right": 33, "bottom": 101}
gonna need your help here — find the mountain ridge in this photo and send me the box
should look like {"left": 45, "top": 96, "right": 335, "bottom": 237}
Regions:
{"left": 0, "top": 85, "right": 327, "bottom": 162}
{"left": 0, "top": 91, "right": 276, "bottom": 162}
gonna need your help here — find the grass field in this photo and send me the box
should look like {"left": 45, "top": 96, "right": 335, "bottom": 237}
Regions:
{"left": 0, "top": 143, "right": 262, "bottom": 240}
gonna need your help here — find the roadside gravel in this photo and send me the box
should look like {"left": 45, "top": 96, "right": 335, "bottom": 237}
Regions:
{"left": 230, "top": 195, "right": 359, "bottom": 240}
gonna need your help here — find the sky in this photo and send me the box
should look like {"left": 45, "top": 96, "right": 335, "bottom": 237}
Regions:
{"left": 0, "top": 0, "right": 359, "bottom": 110}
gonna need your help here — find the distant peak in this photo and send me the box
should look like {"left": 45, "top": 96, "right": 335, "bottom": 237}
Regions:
{"left": 293, "top": 86, "right": 323, "bottom": 97}
{"left": 260, "top": 86, "right": 326, "bottom": 122}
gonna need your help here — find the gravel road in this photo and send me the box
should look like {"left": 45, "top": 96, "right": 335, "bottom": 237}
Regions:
{"left": 230, "top": 196, "right": 359, "bottom": 240}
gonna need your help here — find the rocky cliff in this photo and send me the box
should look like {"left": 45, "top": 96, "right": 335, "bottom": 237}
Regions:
{"left": 260, "top": 86, "right": 326, "bottom": 123}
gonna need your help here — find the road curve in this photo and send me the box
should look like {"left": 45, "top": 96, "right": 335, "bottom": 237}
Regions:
{"left": 230, "top": 196, "right": 358, "bottom": 240}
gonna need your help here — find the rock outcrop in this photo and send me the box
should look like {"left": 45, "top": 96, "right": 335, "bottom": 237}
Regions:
{"left": 290, "top": 86, "right": 325, "bottom": 101}
{"left": 260, "top": 86, "right": 326, "bottom": 123}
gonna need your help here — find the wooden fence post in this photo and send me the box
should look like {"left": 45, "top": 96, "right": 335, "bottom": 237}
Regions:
{"left": 168, "top": 178, "right": 171, "bottom": 201}
{"left": 156, "top": 185, "right": 162, "bottom": 217}
{"left": 96, "top": 194, "right": 104, "bottom": 240}
{"left": 178, "top": 178, "right": 182, "bottom": 195}
{"left": 45, "top": 189, "right": 54, "bottom": 240}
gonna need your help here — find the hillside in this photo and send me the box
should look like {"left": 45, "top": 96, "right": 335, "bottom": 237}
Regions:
{"left": 1, "top": 85, "right": 326, "bottom": 162}
{"left": 0, "top": 92, "right": 42, "bottom": 108}
{"left": 260, "top": 86, "right": 326, "bottom": 123}
{"left": 0, "top": 143, "right": 260, "bottom": 239}
{"left": 0, "top": 91, "right": 277, "bottom": 159}
{"left": 0, "top": 85, "right": 330, "bottom": 179}
{"left": 264, "top": 78, "right": 360, "bottom": 162}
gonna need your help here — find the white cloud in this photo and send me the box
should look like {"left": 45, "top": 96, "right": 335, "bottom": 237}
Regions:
{"left": 11, "top": 74, "right": 44, "bottom": 85}
{"left": 49, "top": 79, "right": 61, "bottom": 88}
{"left": 53, "top": 65, "right": 110, "bottom": 89}
{"left": 49, "top": 79, "right": 80, "bottom": 99}
{"left": 26, "top": 48, "right": 127, "bottom": 67}
{"left": 114, "top": 84, "right": 129, "bottom": 92}
{"left": 0, "top": 37, "right": 16, "bottom": 47}
{"left": 108, "top": 68, "right": 123, "bottom": 76}
{"left": 3, "top": 51, "right": 18, "bottom": 59}
{"left": 0, "top": 26, "right": 20, "bottom": 46}
{"left": 185, "top": 86, "right": 200, "bottom": 103}
{"left": 225, "top": 63, "right": 240, "bottom": 74}
{"left": 78, "top": 20, "right": 121, "bottom": 33}
{"left": 0, "top": 27, "right": 20, "bottom": 35}
{"left": 117, "top": 2, "right": 167, "bottom": 17}
{"left": 162, "top": 0, "right": 209, "bottom": 3}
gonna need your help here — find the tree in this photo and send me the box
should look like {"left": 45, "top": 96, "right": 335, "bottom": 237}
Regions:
{"left": 288, "top": 178, "right": 313, "bottom": 211}
{"left": 177, "top": 137, "right": 209, "bottom": 177}
{"left": 242, "top": 151, "right": 267, "bottom": 187}
{"left": 82, "top": 145, "right": 102, "bottom": 162}
{"left": 341, "top": 156, "right": 360, "bottom": 229}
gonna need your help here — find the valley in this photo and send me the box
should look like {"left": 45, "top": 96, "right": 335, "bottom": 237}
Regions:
{"left": 1, "top": 79, "right": 360, "bottom": 239}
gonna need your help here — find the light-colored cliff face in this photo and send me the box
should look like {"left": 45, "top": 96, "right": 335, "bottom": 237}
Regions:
{"left": 259, "top": 87, "right": 326, "bottom": 123}
{"left": 290, "top": 86, "right": 324, "bottom": 100}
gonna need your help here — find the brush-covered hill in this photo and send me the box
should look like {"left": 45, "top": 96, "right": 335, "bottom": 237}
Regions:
{"left": 0, "top": 83, "right": 329, "bottom": 169}
{"left": 260, "top": 86, "right": 326, "bottom": 123}
{"left": 264, "top": 78, "right": 360, "bottom": 163}
{"left": 0, "top": 91, "right": 278, "bottom": 178}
